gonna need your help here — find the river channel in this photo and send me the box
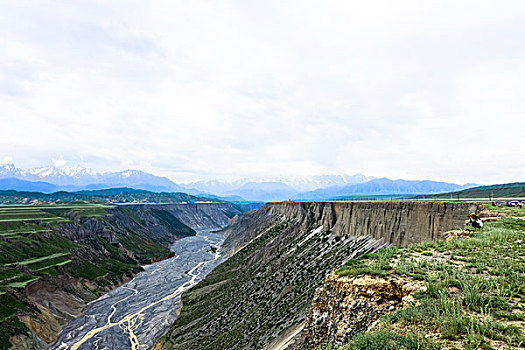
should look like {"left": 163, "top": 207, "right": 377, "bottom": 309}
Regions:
{"left": 51, "top": 229, "right": 225, "bottom": 350}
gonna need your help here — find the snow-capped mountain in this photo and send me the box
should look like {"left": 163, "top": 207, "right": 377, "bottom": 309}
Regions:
{"left": 0, "top": 163, "right": 479, "bottom": 201}
{"left": 182, "top": 174, "right": 371, "bottom": 195}
{"left": 24, "top": 166, "right": 99, "bottom": 185}
{"left": 180, "top": 178, "right": 253, "bottom": 195}
{"left": 0, "top": 164, "right": 186, "bottom": 193}
{"left": 277, "top": 174, "right": 371, "bottom": 192}
{"left": 0, "top": 163, "right": 23, "bottom": 178}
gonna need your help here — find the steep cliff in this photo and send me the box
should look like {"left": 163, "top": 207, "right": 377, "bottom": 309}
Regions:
{"left": 1, "top": 203, "right": 241, "bottom": 349}
{"left": 157, "top": 201, "right": 481, "bottom": 350}
{"left": 222, "top": 202, "right": 480, "bottom": 254}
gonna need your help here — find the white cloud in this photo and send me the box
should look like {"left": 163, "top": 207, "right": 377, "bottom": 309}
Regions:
{"left": 52, "top": 156, "right": 67, "bottom": 167}
{"left": 0, "top": 0, "right": 524, "bottom": 184}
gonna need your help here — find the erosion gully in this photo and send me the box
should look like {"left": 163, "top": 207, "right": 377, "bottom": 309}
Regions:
{"left": 51, "top": 229, "right": 225, "bottom": 350}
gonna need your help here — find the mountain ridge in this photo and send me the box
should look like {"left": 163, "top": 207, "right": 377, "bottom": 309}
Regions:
{"left": 0, "top": 164, "right": 187, "bottom": 193}
{"left": 0, "top": 164, "right": 479, "bottom": 201}
{"left": 295, "top": 178, "right": 477, "bottom": 200}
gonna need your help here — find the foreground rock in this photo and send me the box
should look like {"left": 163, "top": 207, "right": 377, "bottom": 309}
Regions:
{"left": 293, "top": 273, "right": 424, "bottom": 349}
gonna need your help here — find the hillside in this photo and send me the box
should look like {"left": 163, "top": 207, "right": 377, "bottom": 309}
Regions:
{"left": 0, "top": 188, "right": 216, "bottom": 205}
{"left": 417, "top": 182, "right": 525, "bottom": 199}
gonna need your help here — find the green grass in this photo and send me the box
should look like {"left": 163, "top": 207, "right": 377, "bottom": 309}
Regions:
{"left": 0, "top": 230, "right": 76, "bottom": 268}
{"left": 0, "top": 267, "right": 24, "bottom": 281}
{"left": 66, "top": 236, "right": 142, "bottom": 281}
{"left": 6, "top": 277, "right": 40, "bottom": 288}
{"left": 0, "top": 294, "right": 32, "bottom": 349}
{"left": 0, "top": 204, "right": 113, "bottom": 227}
{"left": 42, "top": 204, "right": 114, "bottom": 219}
{"left": 33, "top": 259, "right": 72, "bottom": 271}
{"left": 68, "top": 257, "right": 140, "bottom": 281}
{"left": 2, "top": 252, "right": 69, "bottom": 267}
{"left": 118, "top": 206, "right": 146, "bottom": 225}
{"left": 336, "top": 330, "right": 437, "bottom": 350}
{"left": 115, "top": 233, "right": 168, "bottom": 262}
{"left": 336, "top": 217, "right": 525, "bottom": 349}
{"left": 25, "top": 255, "right": 72, "bottom": 270}
{"left": 150, "top": 208, "right": 196, "bottom": 237}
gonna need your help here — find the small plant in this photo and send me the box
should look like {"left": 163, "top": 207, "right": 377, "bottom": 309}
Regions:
{"left": 339, "top": 330, "right": 436, "bottom": 350}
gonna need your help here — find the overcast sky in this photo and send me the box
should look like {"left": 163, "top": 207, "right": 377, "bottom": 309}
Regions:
{"left": 1, "top": 1, "right": 524, "bottom": 184}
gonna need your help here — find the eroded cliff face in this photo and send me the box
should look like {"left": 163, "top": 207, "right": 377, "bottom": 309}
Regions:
{"left": 157, "top": 201, "right": 481, "bottom": 350}
{"left": 222, "top": 201, "right": 480, "bottom": 254}
{"left": 7, "top": 203, "right": 240, "bottom": 349}
{"left": 126, "top": 203, "right": 240, "bottom": 230}
{"left": 293, "top": 273, "right": 425, "bottom": 349}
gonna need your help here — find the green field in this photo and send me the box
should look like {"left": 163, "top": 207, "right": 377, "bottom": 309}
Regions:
{"left": 0, "top": 204, "right": 116, "bottom": 292}
{"left": 0, "top": 203, "right": 114, "bottom": 285}
{"left": 0, "top": 188, "right": 215, "bottom": 205}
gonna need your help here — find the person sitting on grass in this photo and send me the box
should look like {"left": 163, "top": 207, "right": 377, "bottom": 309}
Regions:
{"left": 468, "top": 213, "right": 483, "bottom": 229}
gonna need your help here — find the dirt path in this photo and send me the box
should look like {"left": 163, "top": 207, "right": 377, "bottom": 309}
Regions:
{"left": 266, "top": 323, "right": 304, "bottom": 350}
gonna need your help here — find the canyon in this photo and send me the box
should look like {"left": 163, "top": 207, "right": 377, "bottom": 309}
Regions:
{"left": 1, "top": 203, "right": 241, "bottom": 349}
{"left": 156, "top": 201, "right": 480, "bottom": 349}
{"left": 3, "top": 200, "right": 484, "bottom": 349}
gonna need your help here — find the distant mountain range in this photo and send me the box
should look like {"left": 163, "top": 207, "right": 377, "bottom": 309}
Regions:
{"left": 0, "top": 163, "right": 479, "bottom": 201}
{"left": 0, "top": 163, "right": 187, "bottom": 193}
{"left": 183, "top": 174, "right": 371, "bottom": 194}
{"left": 416, "top": 182, "right": 525, "bottom": 199}
{"left": 295, "top": 178, "right": 479, "bottom": 200}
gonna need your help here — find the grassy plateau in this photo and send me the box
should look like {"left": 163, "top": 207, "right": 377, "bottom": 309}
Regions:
{"left": 334, "top": 205, "right": 525, "bottom": 349}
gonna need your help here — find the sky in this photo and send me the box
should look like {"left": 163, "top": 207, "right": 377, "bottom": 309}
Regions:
{"left": 1, "top": 0, "right": 524, "bottom": 184}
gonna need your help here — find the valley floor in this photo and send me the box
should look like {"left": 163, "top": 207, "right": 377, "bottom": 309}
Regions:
{"left": 51, "top": 230, "right": 225, "bottom": 350}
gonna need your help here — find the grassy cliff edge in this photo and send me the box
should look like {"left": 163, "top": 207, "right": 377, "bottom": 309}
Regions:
{"left": 308, "top": 214, "right": 525, "bottom": 349}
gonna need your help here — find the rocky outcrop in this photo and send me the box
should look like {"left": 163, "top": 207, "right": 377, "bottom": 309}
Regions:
{"left": 293, "top": 273, "right": 424, "bottom": 349}
{"left": 158, "top": 201, "right": 482, "bottom": 350}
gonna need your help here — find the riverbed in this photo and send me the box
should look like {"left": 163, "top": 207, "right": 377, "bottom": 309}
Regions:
{"left": 50, "top": 229, "right": 225, "bottom": 350}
